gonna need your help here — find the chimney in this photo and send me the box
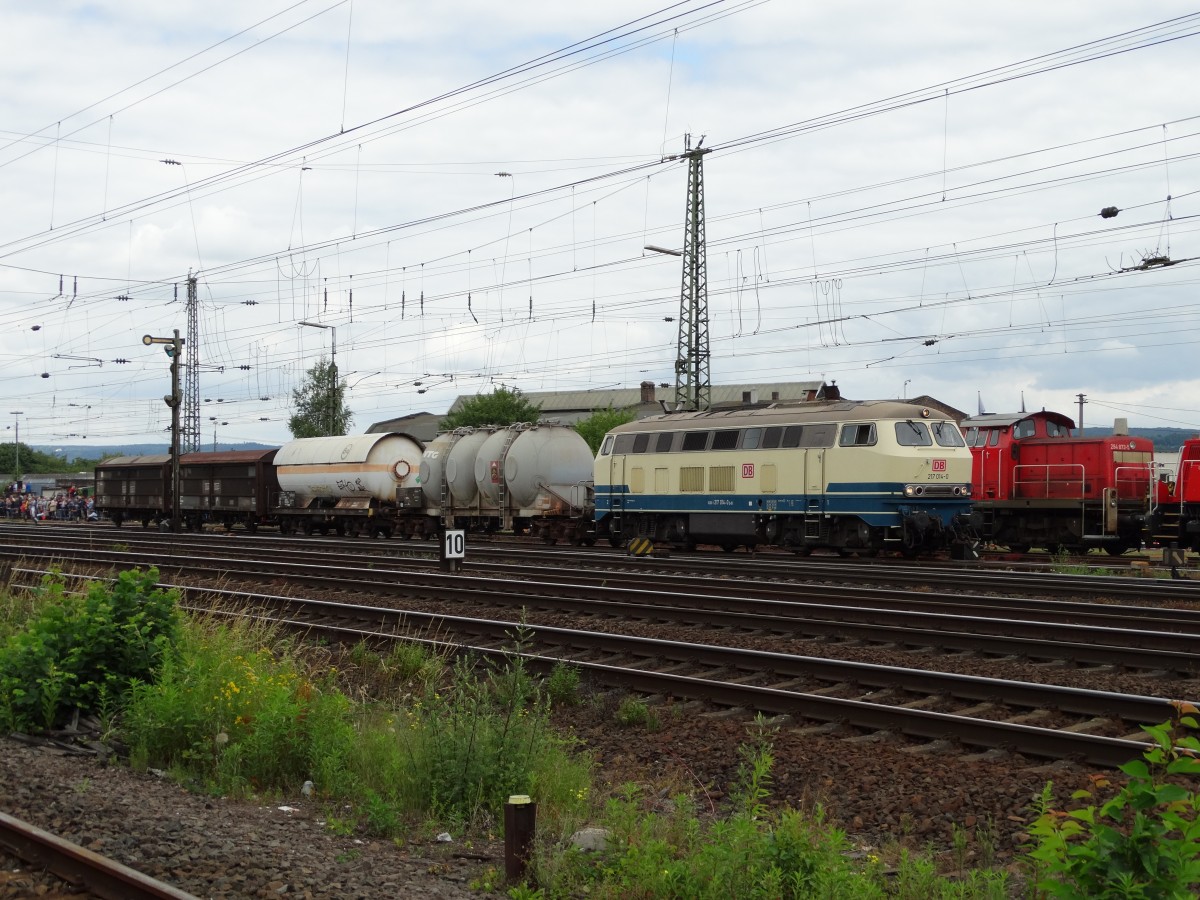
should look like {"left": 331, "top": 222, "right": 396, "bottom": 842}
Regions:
{"left": 1113, "top": 417, "right": 1129, "bottom": 436}
{"left": 824, "top": 382, "right": 841, "bottom": 401}
{"left": 771, "top": 391, "right": 780, "bottom": 401}
{"left": 640, "top": 381, "right": 656, "bottom": 404}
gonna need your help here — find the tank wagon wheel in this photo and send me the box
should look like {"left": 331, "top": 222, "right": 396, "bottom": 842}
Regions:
{"left": 244, "top": 522, "right": 258, "bottom": 534}
{"left": 791, "top": 545, "right": 813, "bottom": 557}
{"left": 141, "top": 517, "right": 152, "bottom": 529}
{"left": 607, "top": 536, "right": 622, "bottom": 548}
{"left": 1104, "top": 543, "right": 1132, "bottom": 557}
{"left": 1006, "top": 543, "right": 1031, "bottom": 554}
{"left": 111, "top": 514, "right": 124, "bottom": 528}
{"left": 721, "top": 543, "right": 738, "bottom": 553}
{"left": 300, "top": 521, "right": 314, "bottom": 536}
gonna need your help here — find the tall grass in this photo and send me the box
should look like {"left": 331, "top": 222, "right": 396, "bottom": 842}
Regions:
{"left": 121, "top": 612, "right": 592, "bottom": 835}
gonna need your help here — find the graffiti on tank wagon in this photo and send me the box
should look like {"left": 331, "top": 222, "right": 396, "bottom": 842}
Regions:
{"left": 336, "top": 478, "right": 368, "bottom": 492}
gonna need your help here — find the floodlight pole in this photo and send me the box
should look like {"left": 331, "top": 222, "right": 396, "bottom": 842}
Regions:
{"left": 9, "top": 411, "right": 23, "bottom": 484}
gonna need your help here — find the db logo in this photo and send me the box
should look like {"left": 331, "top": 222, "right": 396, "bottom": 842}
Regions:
{"left": 741, "top": 463, "right": 755, "bottom": 478}
{"left": 931, "top": 459, "right": 947, "bottom": 472}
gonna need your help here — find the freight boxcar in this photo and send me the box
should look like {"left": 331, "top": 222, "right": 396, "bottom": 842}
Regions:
{"left": 960, "top": 411, "right": 1154, "bottom": 554}
{"left": 94, "top": 454, "right": 172, "bottom": 528}
{"left": 178, "top": 449, "right": 281, "bottom": 532}
{"left": 96, "top": 450, "right": 283, "bottom": 531}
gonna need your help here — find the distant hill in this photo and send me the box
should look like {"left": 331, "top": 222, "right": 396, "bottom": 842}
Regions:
{"left": 34, "top": 442, "right": 277, "bottom": 461}
{"left": 1078, "top": 427, "right": 1198, "bottom": 452}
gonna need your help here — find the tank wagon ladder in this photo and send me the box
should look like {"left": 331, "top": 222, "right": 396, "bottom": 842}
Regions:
{"left": 438, "top": 429, "right": 468, "bottom": 528}
{"left": 494, "top": 423, "right": 528, "bottom": 532}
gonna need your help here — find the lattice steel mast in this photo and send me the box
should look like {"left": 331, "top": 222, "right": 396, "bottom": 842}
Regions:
{"left": 675, "top": 137, "right": 711, "bottom": 412}
{"left": 183, "top": 273, "right": 200, "bottom": 452}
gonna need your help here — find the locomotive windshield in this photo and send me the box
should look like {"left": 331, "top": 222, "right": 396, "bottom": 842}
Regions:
{"left": 895, "top": 421, "right": 932, "bottom": 446}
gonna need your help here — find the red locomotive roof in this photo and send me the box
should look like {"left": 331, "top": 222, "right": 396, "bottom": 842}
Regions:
{"left": 960, "top": 411, "right": 1075, "bottom": 430}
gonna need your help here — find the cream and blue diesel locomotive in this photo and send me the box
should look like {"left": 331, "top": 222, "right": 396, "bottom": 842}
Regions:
{"left": 594, "top": 399, "right": 976, "bottom": 555}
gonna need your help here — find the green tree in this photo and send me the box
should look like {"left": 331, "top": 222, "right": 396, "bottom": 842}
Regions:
{"left": 439, "top": 386, "right": 542, "bottom": 430}
{"left": 574, "top": 405, "right": 637, "bottom": 454}
{"left": 288, "top": 357, "right": 353, "bottom": 438}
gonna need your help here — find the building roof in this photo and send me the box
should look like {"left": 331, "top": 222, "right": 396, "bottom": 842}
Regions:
{"left": 445, "top": 381, "right": 829, "bottom": 417}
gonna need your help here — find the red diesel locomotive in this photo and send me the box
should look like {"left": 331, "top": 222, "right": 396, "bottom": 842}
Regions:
{"left": 1151, "top": 438, "right": 1200, "bottom": 551}
{"left": 960, "top": 411, "right": 1155, "bottom": 555}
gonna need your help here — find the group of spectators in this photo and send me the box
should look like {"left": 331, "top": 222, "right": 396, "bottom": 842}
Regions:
{"left": 3, "top": 487, "right": 95, "bottom": 521}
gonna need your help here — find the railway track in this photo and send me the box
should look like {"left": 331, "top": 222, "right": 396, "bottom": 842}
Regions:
{"left": 5, "top": 523, "right": 1200, "bottom": 605}
{"left": 0, "top": 811, "right": 197, "bottom": 900}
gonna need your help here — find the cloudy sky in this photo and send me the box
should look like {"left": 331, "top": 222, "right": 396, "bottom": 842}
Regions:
{"left": 1, "top": 1, "right": 1198, "bottom": 451}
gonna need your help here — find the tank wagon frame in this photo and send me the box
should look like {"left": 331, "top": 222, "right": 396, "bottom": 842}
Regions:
{"left": 595, "top": 400, "right": 976, "bottom": 556}
{"left": 961, "top": 411, "right": 1154, "bottom": 555}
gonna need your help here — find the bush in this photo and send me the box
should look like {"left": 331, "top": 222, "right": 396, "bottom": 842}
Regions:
{"left": 1026, "top": 711, "right": 1200, "bottom": 898}
{"left": 0, "top": 568, "right": 179, "bottom": 732}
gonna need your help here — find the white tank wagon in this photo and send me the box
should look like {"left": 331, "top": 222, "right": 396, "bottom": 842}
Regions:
{"left": 418, "top": 423, "right": 596, "bottom": 543}
{"left": 418, "top": 428, "right": 497, "bottom": 509}
{"left": 274, "top": 433, "right": 424, "bottom": 537}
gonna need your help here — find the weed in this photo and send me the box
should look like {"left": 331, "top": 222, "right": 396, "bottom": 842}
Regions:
{"left": 544, "top": 661, "right": 580, "bottom": 707}
{"left": 613, "top": 695, "right": 658, "bottom": 729}
{"left": 1026, "top": 710, "right": 1200, "bottom": 898}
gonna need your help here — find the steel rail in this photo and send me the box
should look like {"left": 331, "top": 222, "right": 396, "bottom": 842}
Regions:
{"left": 5, "top": 523, "right": 1199, "bottom": 602}
{"left": 4, "top": 541, "right": 1200, "bottom": 638}
{"left": 0, "top": 811, "right": 198, "bottom": 900}
{"left": 6, "top": 549, "right": 1199, "bottom": 674}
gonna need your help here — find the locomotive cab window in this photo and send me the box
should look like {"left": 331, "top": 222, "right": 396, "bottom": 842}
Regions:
{"left": 839, "top": 423, "right": 877, "bottom": 447}
{"left": 600, "top": 435, "right": 614, "bottom": 456}
{"left": 782, "top": 425, "right": 805, "bottom": 448}
{"left": 1013, "top": 419, "right": 1036, "bottom": 440}
{"left": 931, "top": 421, "right": 966, "bottom": 447}
{"left": 963, "top": 426, "right": 979, "bottom": 446}
{"left": 613, "top": 434, "right": 636, "bottom": 454}
{"left": 761, "top": 427, "right": 784, "bottom": 449}
{"left": 1046, "top": 422, "right": 1070, "bottom": 438}
{"left": 988, "top": 429, "right": 1000, "bottom": 447}
{"left": 681, "top": 431, "right": 711, "bottom": 452}
{"left": 895, "top": 421, "right": 932, "bottom": 446}
{"left": 654, "top": 432, "right": 677, "bottom": 453}
{"left": 741, "top": 428, "right": 762, "bottom": 450}
{"left": 632, "top": 433, "right": 650, "bottom": 454}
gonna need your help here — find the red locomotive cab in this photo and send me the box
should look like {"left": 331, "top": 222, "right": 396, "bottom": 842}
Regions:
{"left": 961, "top": 411, "right": 1154, "bottom": 554}
{"left": 1173, "top": 439, "right": 1200, "bottom": 505}
{"left": 1152, "top": 438, "right": 1200, "bottom": 550}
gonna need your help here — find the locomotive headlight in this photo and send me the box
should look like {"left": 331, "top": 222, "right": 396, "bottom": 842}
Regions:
{"left": 904, "top": 484, "right": 925, "bottom": 497}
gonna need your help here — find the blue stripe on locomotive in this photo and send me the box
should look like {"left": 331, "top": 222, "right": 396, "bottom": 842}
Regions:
{"left": 594, "top": 482, "right": 970, "bottom": 527}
